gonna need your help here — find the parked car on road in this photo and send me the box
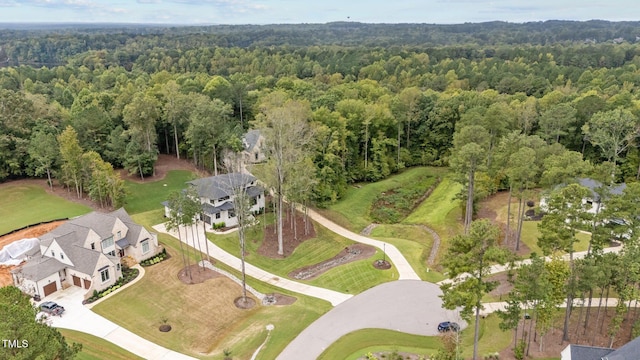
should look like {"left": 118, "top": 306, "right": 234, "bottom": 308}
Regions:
{"left": 437, "top": 321, "right": 460, "bottom": 332}
{"left": 40, "top": 301, "right": 65, "bottom": 316}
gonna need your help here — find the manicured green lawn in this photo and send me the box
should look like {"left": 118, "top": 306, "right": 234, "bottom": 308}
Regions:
{"left": 318, "top": 314, "right": 511, "bottom": 360}
{"left": 96, "top": 214, "right": 332, "bottom": 359}
{"left": 124, "top": 170, "right": 195, "bottom": 214}
{"left": 520, "top": 221, "right": 591, "bottom": 255}
{"left": 320, "top": 167, "right": 447, "bottom": 233}
{"left": 212, "top": 213, "right": 398, "bottom": 294}
{"left": 403, "top": 177, "right": 463, "bottom": 267}
{"left": 58, "top": 329, "right": 144, "bottom": 360}
{"left": 0, "top": 184, "right": 90, "bottom": 235}
{"left": 370, "top": 224, "right": 445, "bottom": 282}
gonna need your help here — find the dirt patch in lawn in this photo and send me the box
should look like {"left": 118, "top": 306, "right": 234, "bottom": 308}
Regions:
{"left": 0, "top": 220, "right": 65, "bottom": 287}
{"left": 178, "top": 264, "right": 223, "bottom": 284}
{"left": 259, "top": 212, "right": 316, "bottom": 258}
{"left": 477, "top": 191, "right": 533, "bottom": 256}
{"left": 118, "top": 154, "right": 205, "bottom": 183}
{"left": 288, "top": 243, "right": 376, "bottom": 280}
{"left": 269, "top": 293, "right": 297, "bottom": 305}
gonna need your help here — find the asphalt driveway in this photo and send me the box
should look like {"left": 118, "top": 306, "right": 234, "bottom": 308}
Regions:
{"left": 276, "top": 280, "right": 465, "bottom": 360}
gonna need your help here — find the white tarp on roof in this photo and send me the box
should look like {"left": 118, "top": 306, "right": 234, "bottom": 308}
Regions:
{"left": 0, "top": 238, "right": 40, "bottom": 266}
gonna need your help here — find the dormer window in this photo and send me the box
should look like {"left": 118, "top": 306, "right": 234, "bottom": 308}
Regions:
{"left": 51, "top": 250, "right": 55, "bottom": 257}
{"left": 117, "top": 231, "right": 122, "bottom": 239}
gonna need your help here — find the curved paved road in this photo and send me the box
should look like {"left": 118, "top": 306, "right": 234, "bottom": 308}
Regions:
{"left": 277, "top": 280, "right": 465, "bottom": 360}
{"left": 305, "top": 208, "right": 421, "bottom": 280}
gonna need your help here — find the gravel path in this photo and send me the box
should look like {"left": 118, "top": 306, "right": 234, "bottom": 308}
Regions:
{"left": 419, "top": 225, "right": 441, "bottom": 266}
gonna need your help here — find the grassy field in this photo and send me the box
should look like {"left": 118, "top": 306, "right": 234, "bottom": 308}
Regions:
{"left": 58, "top": 329, "right": 145, "bottom": 360}
{"left": 321, "top": 167, "right": 447, "bottom": 232}
{"left": 403, "top": 177, "right": 463, "bottom": 269}
{"left": 370, "top": 224, "right": 445, "bottom": 282}
{"left": 211, "top": 213, "right": 398, "bottom": 294}
{"left": 124, "top": 170, "right": 195, "bottom": 214}
{"left": 520, "top": 221, "right": 591, "bottom": 255}
{"left": 95, "top": 213, "right": 332, "bottom": 360}
{"left": 0, "top": 184, "right": 90, "bottom": 235}
{"left": 318, "top": 314, "right": 511, "bottom": 360}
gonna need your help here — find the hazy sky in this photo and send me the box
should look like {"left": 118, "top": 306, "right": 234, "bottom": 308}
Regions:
{"left": 0, "top": 0, "right": 637, "bottom": 25}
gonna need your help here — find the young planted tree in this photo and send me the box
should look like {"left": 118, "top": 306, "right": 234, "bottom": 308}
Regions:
{"left": 440, "top": 219, "right": 510, "bottom": 360}
{"left": 166, "top": 190, "right": 192, "bottom": 282}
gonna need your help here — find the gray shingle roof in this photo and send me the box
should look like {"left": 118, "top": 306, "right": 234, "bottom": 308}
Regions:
{"left": 188, "top": 173, "right": 257, "bottom": 199}
{"left": 604, "top": 335, "right": 640, "bottom": 359}
{"left": 202, "top": 201, "right": 235, "bottom": 215}
{"left": 13, "top": 256, "right": 67, "bottom": 281}
{"left": 568, "top": 345, "right": 614, "bottom": 360}
{"left": 242, "top": 129, "right": 261, "bottom": 151}
{"left": 15, "top": 208, "right": 138, "bottom": 281}
{"left": 577, "top": 178, "right": 627, "bottom": 202}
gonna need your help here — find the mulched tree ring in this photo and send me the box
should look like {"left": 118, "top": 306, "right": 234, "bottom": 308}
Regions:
{"left": 373, "top": 259, "right": 392, "bottom": 270}
{"left": 159, "top": 324, "right": 172, "bottom": 332}
{"left": 234, "top": 296, "right": 256, "bottom": 309}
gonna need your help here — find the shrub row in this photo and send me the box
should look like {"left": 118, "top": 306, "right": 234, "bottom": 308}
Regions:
{"left": 84, "top": 267, "right": 140, "bottom": 304}
{"left": 140, "top": 248, "right": 168, "bottom": 267}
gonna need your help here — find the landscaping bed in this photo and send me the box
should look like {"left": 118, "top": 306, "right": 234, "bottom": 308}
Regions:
{"left": 370, "top": 177, "right": 441, "bottom": 224}
{"left": 289, "top": 244, "right": 376, "bottom": 280}
{"left": 259, "top": 212, "right": 317, "bottom": 258}
{"left": 85, "top": 267, "right": 140, "bottom": 304}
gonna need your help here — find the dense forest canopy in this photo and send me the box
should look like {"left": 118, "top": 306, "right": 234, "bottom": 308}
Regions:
{"left": 1, "top": 21, "right": 640, "bottom": 206}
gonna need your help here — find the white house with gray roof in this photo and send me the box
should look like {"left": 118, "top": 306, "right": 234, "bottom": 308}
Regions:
{"left": 164, "top": 173, "right": 265, "bottom": 228}
{"left": 11, "top": 208, "right": 160, "bottom": 299}
{"left": 540, "top": 178, "right": 627, "bottom": 214}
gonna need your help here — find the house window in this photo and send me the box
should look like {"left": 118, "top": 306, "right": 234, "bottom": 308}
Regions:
{"left": 60, "top": 253, "right": 64, "bottom": 260}
{"left": 116, "top": 264, "right": 121, "bottom": 271}
{"left": 219, "top": 196, "right": 230, "bottom": 202}
{"left": 229, "top": 210, "right": 236, "bottom": 218}
{"left": 91, "top": 243, "right": 95, "bottom": 250}
{"left": 102, "top": 237, "right": 114, "bottom": 249}
{"left": 209, "top": 198, "right": 215, "bottom": 204}
{"left": 51, "top": 250, "right": 55, "bottom": 257}
{"left": 108, "top": 250, "right": 116, "bottom": 257}
{"left": 142, "top": 240, "right": 150, "bottom": 254}
{"left": 255, "top": 153, "right": 259, "bottom": 161}
{"left": 100, "top": 268, "right": 110, "bottom": 283}
{"left": 117, "top": 231, "right": 122, "bottom": 239}
{"left": 215, "top": 213, "right": 221, "bottom": 219}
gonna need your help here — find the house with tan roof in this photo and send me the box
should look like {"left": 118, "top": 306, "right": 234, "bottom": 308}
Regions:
{"left": 11, "top": 208, "right": 160, "bottom": 299}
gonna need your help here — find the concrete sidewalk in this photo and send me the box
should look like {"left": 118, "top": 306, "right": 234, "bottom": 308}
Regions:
{"left": 438, "top": 245, "right": 624, "bottom": 286}
{"left": 153, "top": 223, "right": 353, "bottom": 306}
{"left": 45, "top": 286, "right": 195, "bottom": 360}
{"left": 480, "top": 298, "right": 627, "bottom": 316}
{"left": 304, "top": 208, "right": 421, "bottom": 280}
